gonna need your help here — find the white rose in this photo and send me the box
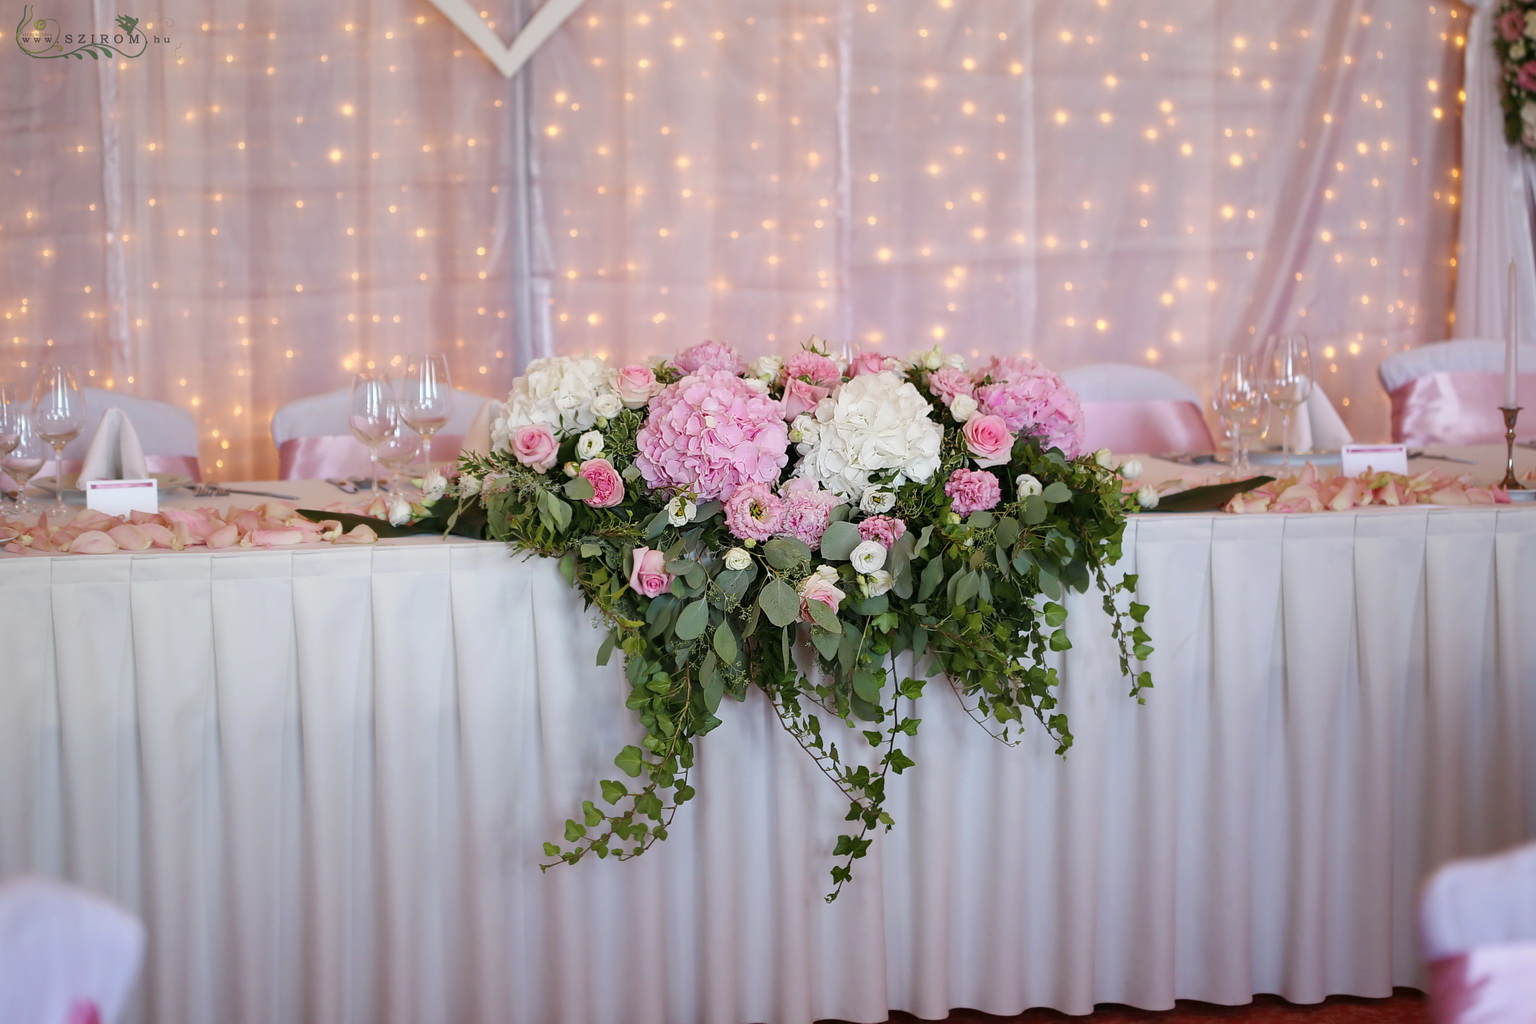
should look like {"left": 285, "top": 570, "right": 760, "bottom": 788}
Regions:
{"left": 1526, "top": 10, "right": 1536, "bottom": 40}
{"left": 459, "top": 474, "right": 482, "bottom": 497}
{"left": 666, "top": 494, "right": 697, "bottom": 527}
{"left": 949, "top": 393, "right": 979, "bottom": 423}
{"left": 724, "top": 547, "right": 752, "bottom": 571}
{"left": 1015, "top": 473, "right": 1043, "bottom": 497}
{"left": 421, "top": 470, "right": 448, "bottom": 502}
{"left": 859, "top": 488, "right": 896, "bottom": 514}
{"left": 749, "top": 355, "right": 784, "bottom": 382}
{"left": 862, "top": 569, "right": 893, "bottom": 597}
{"left": 1119, "top": 457, "right": 1144, "bottom": 481}
{"left": 790, "top": 413, "right": 821, "bottom": 445}
{"left": 387, "top": 494, "right": 413, "bottom": 526}
{"left": 849, "top": 539, "right": 887, "bottom": 573}
{"left": 1094, "top": 448, "right": 1115, "bottom": 469}
{"left": 576, "top": 430, "right": 605, "bottom": 460}
{"left": 591, "top": 393, "right": 623, "bottom": 420}
{"left": 1136, "top": 485, "right": 1159, "bottom": 509}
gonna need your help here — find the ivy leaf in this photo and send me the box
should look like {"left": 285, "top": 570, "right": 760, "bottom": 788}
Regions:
{"left": 564, "top": 820, "right": 587, "bottom": 842}
{"left": 675, "top": 599, "right": 710, "bottom": 640}
{"left": 614, "top": 745, "right": 646, "bottom": 778}
{"left": 600, "top": 779, "right": 628, "bottom": 805}
{"left": 819, "top": 520, "right": 862, "bottom": 560}
{"left": 759, "top": 578, "right": 801, "bottom": 627}
{"left": 1049, "top": 628, "right": 1072, "bottom": 652}
{"left": 1043, "top": 601, "right": 1068, "bottom": 627}
{"left": 764, "top": 537, "right": 812, "bottom": 571}
{"left": 635, "top": 791, "right": 664, "bottom": 820}
{"left": 582, "top": 800, "right": 604, "bottom": 827}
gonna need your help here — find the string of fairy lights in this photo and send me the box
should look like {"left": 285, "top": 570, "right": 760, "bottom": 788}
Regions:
{"left": 0, "top": 1, "right": 1468, "bottom": 478}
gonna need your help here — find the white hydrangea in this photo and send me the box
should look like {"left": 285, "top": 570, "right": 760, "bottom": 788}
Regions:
{"left": 793, "top": 371, "right": 943, "bottom": 502}
{"left": 491, "top": 355, "right": 616, "bottom": 449}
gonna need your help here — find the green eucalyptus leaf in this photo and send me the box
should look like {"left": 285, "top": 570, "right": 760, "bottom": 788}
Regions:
{"left": 954, "top": 570, "right": 980, "bottom": 607}
{"left": 1022, "top": 494, "right": 1048, "bottom": 525}
{"left": 564, "top": 476, "right": 596, "bottom": 501}
{"left": 712, "top": 622, "right": 739, "bottom": 663}
{"left": 917, "top": 557, "right": 945, "bottom": 600}
{"left": 675, "top": 599, "right": 710, "bottom": 641}
{"left": 995, "top": 516, "right": 1021, "bottom": 547}
{"left": 819, "top": 520, "right": 862, "bottom": 560}
{"left": 807, "top": 598, "right": 842, "bottom": 633}
{"left": 811, "top": 626, "right": 842, "bottom": 661}
{"left": 852, "top": 667, "right": 885, "bottom": 704}
{"left": 759, "top": 578, "right": 801, "bottom": 627}
{"left": 1042, "top": 481, "right": 1072, "bottom": 504}
{"left": 764, "top": 537, "right": 812, "bottom": 571}
{"left": 967, "top": 510, "right": 995, "bottom": 530}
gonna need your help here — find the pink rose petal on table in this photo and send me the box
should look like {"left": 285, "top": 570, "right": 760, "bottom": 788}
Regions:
{"left": 107, "top": 523, "right": 154, "bottom": 551}
{"left": 66, "top": 531, "right": 120, "bottom": 555}
{"left": 248, "top": 527, "right": 307, "bottom": 547}
{"left": 206, "top": 523, "right": 240, "bottom": 549}
{"left": 334, "top": 523, "right": 379, "bottom": 544}
{"left": 138, "top": 522, "right": 179, "bottom": 549}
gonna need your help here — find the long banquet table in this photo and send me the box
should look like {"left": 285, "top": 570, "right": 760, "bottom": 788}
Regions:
{"left": 3, "top": 454, "right": 1536, "bottom": 1024}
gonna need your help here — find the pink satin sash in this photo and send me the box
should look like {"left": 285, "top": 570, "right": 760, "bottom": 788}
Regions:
{"left": 1079, "top": 399, "right": 1215, "bottom": 455}
{"left": 1427, "top": 944, "right": 1536, "bottom": 1023}
{"left": 277, "top": 434, "right": 464, "bottom": 480}
{"left": 1390, "top": 372, "right": 1536, "bottom": 446}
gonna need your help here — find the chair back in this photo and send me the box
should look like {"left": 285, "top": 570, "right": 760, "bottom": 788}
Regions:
{"left": 51, "top": 388, "right": 202, "bottom": 480}
{"left": 1380, "top": 339, "right": 1536, "bottom": 445}
{"left": 1062, "top": 364, "right": 1214, "bottom": 454}
{"left": 1420, "top": 842, "right": 1536, "bottom": 1024}
{"left": 0, "top": 876, "right": 145, "bottom": 1024}
{"left": 270, "top": 386, "right": 493, "bottom": 480}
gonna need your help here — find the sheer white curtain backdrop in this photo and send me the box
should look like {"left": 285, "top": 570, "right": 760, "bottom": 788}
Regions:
{"left": 0, "top": 0, "right": 1469, "bottom": 478}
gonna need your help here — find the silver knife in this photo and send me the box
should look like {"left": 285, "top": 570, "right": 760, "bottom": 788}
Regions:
{"left": 223, "top": 487, "right": 301, "bottom": 500}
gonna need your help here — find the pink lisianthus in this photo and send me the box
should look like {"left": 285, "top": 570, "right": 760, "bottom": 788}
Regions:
{"left": 612, "top": 364, "right": 663, "bottom": 409}
{"left": 628, "top": 546, "right": 674, "bottom": 598}
{"left": 945, "top": 468, "right": 1001, "bottom": 515}
{"left": 857, "top": 514, "right": 907, "bottom": 548}
{"left": 723, "top": 482, "right": 785, "bottom": 541}
{"left": 1499, "top": 8, "right": 1526, "bottom": 41}
{"left": 962, "top": 413, "right": 1014, "bottom": 468}
{"left": 778, "top": 486, "right": 840, "bottom": 548}
{"left": 1519, "top": 60, "right": 1536, "bottom": 93}
{"left": 674, "top": 340, "right": 745, "bottom": 375}
{"left": 634, "top": 370, "right": 790, "bottom": 500}
{"left": 850, "top": 352, "right": 894, "bottom": 377}
{"left": 578, "top": 457, "right": 626, "bottom": 507}
{"left": 511, "top": 424, "right": 559, "bottom": 472}
{"left": 926, "top": 366, "right": 975, "bottom": 406}
{"left": 798, "top": 565, "right": 846, "bottom": 623}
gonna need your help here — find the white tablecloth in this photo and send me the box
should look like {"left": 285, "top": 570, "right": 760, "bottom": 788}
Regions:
{"left": 3, "top": 500, "right": 1536, "bottom": 1023}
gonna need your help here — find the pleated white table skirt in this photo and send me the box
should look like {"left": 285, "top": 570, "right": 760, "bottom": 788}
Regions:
{"left": 3, "top": 506, "right": 1536, "bottom": 1024}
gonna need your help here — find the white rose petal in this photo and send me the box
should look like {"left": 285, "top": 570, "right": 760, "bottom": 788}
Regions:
{"left": 591, "top": 393, "right": 623, "bottom": 420}
{"left": 849, "top": 539, "right": 888, "bottom": 574}
{"left": 1094, "top": 448, "right": 1115, "bottom": 469}
{"left": 859, "top": 488, "right": 897, "bottom": 514}
{"left": 1015, "top": 473, "right": 1043, "bottom": 497}
{"left": 949, "top": 393, "right": 979, "bottom": 423}
{"left": 724, "top": 547, "right": 752, "bottom": 571}
{"left": 1119, "top": 457, "right": 1144, "bottom": 481}
{"left": 863, "top": 569, "right": 893, "bottom": 597}
{"left": 576, "top": 430, "right": 605, "bottom": 460}
{"left": 1136, "top": 485, "right": 1160, "bottom": 509}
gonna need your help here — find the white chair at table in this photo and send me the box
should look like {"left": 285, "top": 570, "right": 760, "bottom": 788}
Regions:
{"left": 56, "top": 388, "right": 202, "bottom": 482}
{"left": 0, "top": 875, "right": 146, "bottom": 1024}
{"left": 1061, "top": 363, "right": 1216, "bottom": 455}
{"left": 271, "top": 386, "right": 496, "bottom": 480}
{"left": 1419, "top": 841, "right": 1536, "bottom": 1023}
{"left": 1379, "top": 339, "right": 1536, "bottom": 445}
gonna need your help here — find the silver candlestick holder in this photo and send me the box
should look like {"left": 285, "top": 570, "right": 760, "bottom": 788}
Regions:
{"left": 1501, "top": 406, "right": 1526, "bottom": 491}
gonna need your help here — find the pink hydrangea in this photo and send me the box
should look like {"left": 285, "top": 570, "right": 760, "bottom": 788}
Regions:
{"left": 973, "top": 356, "right": 1084, "bottom": 458}
{"left": 945, "top": 468, "right": 1001, "bottom": 515}
{"left": 635, "top": 370, "right": 790, "bottom": 500}
{"left": 723, "top": 482, "right": 785, "bottom": 541}
{"left": 857, "top": 515, "right": 907, "bottom": 548}
{"left": 674, "top": 340, "right": 745, "bottom": 375}
{"left": 778, "top": 487, "right": 840, "bottom": 548}
{"left": 926, "top": 367, "right": 975, "bottom": 406}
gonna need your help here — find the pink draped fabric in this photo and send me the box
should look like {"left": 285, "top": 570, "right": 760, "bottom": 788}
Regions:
{"left": 1078, "top": 399, "right": 1215, "bottom": 455}
{"left": 1390, "top": 372, "right": 1536, "bottom": 446}
{"left": 66, "top": 1000, "right": 102, "bottom": 1024}
{"left": 1427, "top": 944, "right": 1536, "bottom": 1024}
{"left": 276, "top": 434, "right": 464, "bottom": 480}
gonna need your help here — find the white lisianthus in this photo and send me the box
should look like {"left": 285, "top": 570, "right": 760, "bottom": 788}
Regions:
{"left": 724, "top": 547, "right": 752, "bottom": 571}
{"left": 1094, "top": 448, "right": 1115, "bottom": 469}
{"left": 862, "top": 569, "right": 894, "bottom": 597}
{"left": 387, "top": 494, "right": 414, "bottom": 526}
{"left": 859, "top": 487, "right": 897, "bottom": 514}
{"left": 576, "top": 430, "right": 605, "bottom": 460}
{"left": 949, "top": 393, "right": 979, "bottom": 423}
{"left": 495, "top": 355, "right": 616, "bottom": 447}
{"left": 1526, "top": 9, "right": 1536, "bottom": 40}
{"left": 849, "top": 539, "right": 888, "bottom": 573}
{"left": 1136, "top": 485, "right": 1159, "bottom": 509}
{"left": 1015, "top": 473, "right": 1043, "bottom": 497}
{"left": 421, "top": 470, "right": 448, "bottom": 502}
{"left": 1119, "top": 457, "right": 1144, "bottom": 481}
{"left": 591, "top": 392, "right": 623, "bottom": 420}
{"left": 749, "top": 354, "right": 784, "bottom": 382}
{"left": 793, "top": 371, "right": 944, "bottom": 502}
{"left": 459, "top": 473, "right": 482, "bottom": 497}
{"left": 666, "top": 494, "right": 698, "bottom": 527}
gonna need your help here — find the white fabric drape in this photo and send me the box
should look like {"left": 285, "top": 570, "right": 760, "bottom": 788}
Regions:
{"left": 0, "top": 1, "right": 1466, "bottom": 478}
{"left": 3, "top": 508, "right": 1536, "bottom": 1024}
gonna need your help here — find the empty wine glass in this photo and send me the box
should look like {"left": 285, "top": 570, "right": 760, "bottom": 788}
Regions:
{"left": 0, "top": 383, "right": 20, "bottom": 460}
{"left": 1232, "top": 393, "right": 1271, "bottom": 476}
{"left": 348, "top": 373, "right": 397, "bottom": 488}
{"left": 1212, "top": 354, "right": 1262, "bottom": 477}
{"left": 32, "top": 364, "right": 86, "bottom": 510}
{"left": 400, "top": 354, "right": 453, "bottom": 477}
{"left": 374, "top": 417, "right": 420, "bottom": 495}
{"left": 1260, "top": 334, "right": 1313, "bottom": 472}
{"left": 2, "top": 411, "right": 49, "bottom": 514}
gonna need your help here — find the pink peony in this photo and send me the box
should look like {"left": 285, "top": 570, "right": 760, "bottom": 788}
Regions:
{"left": 578, "top": 457, "right": 626, "bottom": 507}
{"left": 1500, "top": 8, "right": 1526, "bottom": 41}
{"left": 781, "top": 377, "right": 831, "bottom": 420}
{"left": 973, "top": 356, "right": 1084, "bottom": 457}
{"left": 634, "top": 370, "right": 790, "bottom": 500}
{"left": 511, "top": 424, "right": 559, "bottom": 472}
{"left": 1519, "top": 60, "right": 1536, "bottom": 93}
{"left": 857, "top": 515, "right": 907, "bottom": 548}
{"left": 723, "top": 482, "right": 785, "bottom": 541}
{"left": 945, "top": 468, "right": 1001, "bottom": 515}
{"left": 778, "top": 487, "right": 840, "bottom": 548}
{"left": 628, "top": 546, "right": 674, "bottom": 598}
{"left": 962, "top": 413, "right": 1014, "bottom": 468}
{"left": 850, "top": 352, "right": 893, "bottom": 377}
{"left": 674, "top": 340, "right": 745, "bottom": 375}
{"left": 926, "top": 367, "right": 975, "bottom": 406}
{"left": 783, "top": 350, "right": 843, "bottom": 388}
{"left": 613, "top": 364, "right": 662, "bottom": 409}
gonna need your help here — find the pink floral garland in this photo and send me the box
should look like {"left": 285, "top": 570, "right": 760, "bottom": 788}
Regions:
{"left": 1, "top": 502, "right": 378, "bottom": 556}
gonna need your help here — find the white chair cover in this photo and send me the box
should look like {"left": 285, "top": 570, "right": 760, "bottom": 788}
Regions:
{"left": 1421, "top": 841, "right": 1536, "bottom": 961}
{"left": 1060, "top": 363, "right": 1202, "bottom": 404}
{"left": 0, "top": 876, "right": 145, "bottom": 1024}
{"left": 1378, "top": 339, "right": 1536, "bottom": 393}
{"left": 58, "top": 389, "right": 199, "bottom": 463}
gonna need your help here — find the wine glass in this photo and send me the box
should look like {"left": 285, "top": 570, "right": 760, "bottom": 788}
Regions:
{"left": 1232, "top": 393, "right": 1271, "bottom": 476}
{"left": 0, "top": 383, "right": 20, "bottom": 460}
{"left": 399, "top": 354, "right": 453, "bottom": 477}
{"left": 1260, "top": 334, "right": 1313, "bottom": 472}
{"left": 32, "top": 364, "right": 87, "bottom": 510}
{"left": 374, "top": 416, "right": 420, "bottom": 495}
{"left": 348, "top": 373, "right": 397, "bottom": 488}
{"left": 1212, "top": 354, "right": 1262, "bottom": 477}
{"left": 1, "top": 411, "right": 50, "bottom": 514}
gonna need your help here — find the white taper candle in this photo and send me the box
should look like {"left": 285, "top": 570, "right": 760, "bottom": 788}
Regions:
{"left": 1507, "top": 259, "right": 1520, "bottom": 408}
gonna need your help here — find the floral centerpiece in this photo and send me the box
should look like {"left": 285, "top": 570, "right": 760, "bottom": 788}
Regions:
{"left": 423, "top": 338, "right": 1153, "bottom": 897}
{"left": 1495, "top": 0, "right": 1536, "bottom": 151}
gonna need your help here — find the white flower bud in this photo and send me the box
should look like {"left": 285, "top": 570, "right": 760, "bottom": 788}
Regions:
{"left": 849, "top": 539, "right": 888, "bottom": 573}
{"left": 863, "top": 569, "right": 893, "bottom": 597}
{"left": 1136, "top": 485, "right": 1159, "bottom": 509}
{"left": 1015, "top": 473, "right": 1043, "bottom": 497}
{"left": 576, "top": 430, "right": 604, "bottom": 460}
{"left": 1119, "top": 457, "right": 1144, "bottom": 481}
{"left": 563, "top": 461, "right": 580, "bottom": 478}
{"left": 724, "top": 547, "right": 752, "bottom": 571}
{"left": 949, "top": 393, "right": 979, "bottom": 423}
{"left": 1094, "top": 448, "right": 1115, "bottom": 469}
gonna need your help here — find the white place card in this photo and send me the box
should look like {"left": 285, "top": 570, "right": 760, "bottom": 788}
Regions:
{"left": 85, "top": 478, "right": 159, "bottom": 517}
{"left": 1341, "top": 443, "right": 1408, "bottom": 477}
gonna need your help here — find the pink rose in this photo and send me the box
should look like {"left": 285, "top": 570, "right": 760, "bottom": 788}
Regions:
{"left": 857, "top": 515, "right": 907, "bottom": 548}
{"left": 926, "top": 367, "right": 974, "bottom": 405}
{"left": 578, "top": 457, "right": 625, "bottom": 507}
{"left": 512, "top": 424, "right": 559, "bottom": 473}
{"left": 798, "top": 567, "right": 845, "bottom": 623}
{"left": 944, "top": 468, "right": 1001, "bottom": 515}
{"left": 783, "top": 350, "right": 843, "bottom": 388}
{"left": 1499, "top": 9, "right": 1526, "bottom": 41}
{"left": 628, "top": 546, "right": 674, "bottom": 598}
{"left": 1519, "top": 60, "right": 1536, "bottom": 93}
{"left": 963, "top": 413, "right": 1014, "bottom": 468}
{"left": 849, "top": 352, "right": 891, "bottom": 377}
{"left": 613, "top": 364, "right": 661, "bottom": 409}
{"left": 781, "top": 377, "right": 830, "bottom": 420}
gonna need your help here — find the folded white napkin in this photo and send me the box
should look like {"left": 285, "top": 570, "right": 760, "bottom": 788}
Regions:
{"left": 77, "top": 408, "right": 150, "bottom": 483}
{"left": 1279, "top": 386, "right": 1354, "bottom": 452}
{"left": 458, "top": 398, "right": 497, "bottom": 458}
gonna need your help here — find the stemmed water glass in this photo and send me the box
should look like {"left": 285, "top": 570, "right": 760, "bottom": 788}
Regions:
{"left": 0, "top": 384, "right": 20, "bottom": 510}
{"left": 32, "top": 364, "right": 86, "bottom": 511}
{"left": 1, "top": 411, "right": 50, "bottom": 514}
{"left": 400, "top": 354, "right": 453, "bottom": 478}
{"left": 348, "top": 373, "right": 397, "bottom": 488}
{"left": 374, "top": 417, "right": 421, "bottom": 495}
{"left": 1260, "top": 334, "right": 1313, "bottom": 472}
{"left": 1212, "top": 354, "right": 1263, "bottom": 477}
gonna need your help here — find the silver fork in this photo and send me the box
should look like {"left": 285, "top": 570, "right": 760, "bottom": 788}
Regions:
{"left": 188, "top": 483, "right": 300, "bottom": 500}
